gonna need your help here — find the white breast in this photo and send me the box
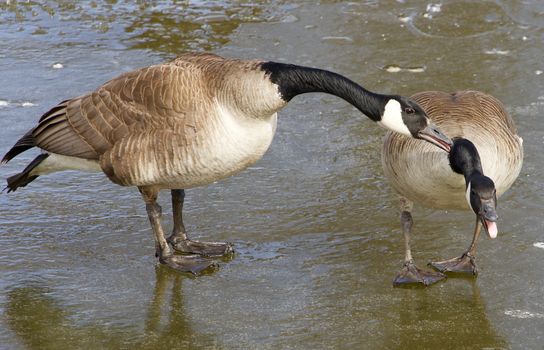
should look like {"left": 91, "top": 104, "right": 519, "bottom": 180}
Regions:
{"left": 155, "top": 101, "right": 278, "bottom": 189}
{"left": 382, "top": 131, "right": 523, "bottom": 211}
{"left": 382, "top": 143, "right": 467, "bottom": 209}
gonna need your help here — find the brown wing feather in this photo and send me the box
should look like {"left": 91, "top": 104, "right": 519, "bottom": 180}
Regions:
{"left": 1, "top": 129, "right": 36, "bottom": 164}
{"left": 32, "top": 100, "right": 97, "bottom": 158}
{"left": 99, "top": 122, "right": 205, "bottom": 186}
{"left": 411, "top": 90, "right": 518, "bottom": 135}
{"left": 32, "top": 62, "right": 203, "bottom": 160}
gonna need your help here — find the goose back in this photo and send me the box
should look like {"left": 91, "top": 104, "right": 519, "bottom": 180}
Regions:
{"left": 30, "top": 53, "right": 286, "bottom": 188}
{"left": 381, "top": 90, "right": 523, "bottom": 210}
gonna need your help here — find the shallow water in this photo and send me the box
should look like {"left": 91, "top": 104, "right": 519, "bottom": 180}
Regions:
{"left": 1, "top": 1, "right": 543, "bottom": 349}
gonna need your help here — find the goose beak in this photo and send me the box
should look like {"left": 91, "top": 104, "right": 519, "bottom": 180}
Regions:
{"left": 479, "top": 200, "right": 499, "bottom": 239}
{"left": 417, "top": 122, "right": 452, "bottom": 152}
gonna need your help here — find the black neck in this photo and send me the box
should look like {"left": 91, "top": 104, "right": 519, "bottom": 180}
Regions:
{"left": 448, "top": 138, "right": 484, "bottom": 183}
{"left": 261, "top": 62, "right": 391, "bottom": 121}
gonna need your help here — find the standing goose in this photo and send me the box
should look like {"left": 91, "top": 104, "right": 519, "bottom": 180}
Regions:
{"left": 2, "top": 53, "right": 452, "bottom": 274}
{"left": 382, "top": 90, "right": 523, "bottom": 286}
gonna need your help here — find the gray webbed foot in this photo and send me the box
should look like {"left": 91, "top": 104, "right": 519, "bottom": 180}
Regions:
{"left": 168, "top": 237, "right": 234, "bottom": 257}
{"left": 429, "top": 253, "right": 478, "bottom": 275}
{"left": 394, "top": 261, "right": 446, "bottom": 287}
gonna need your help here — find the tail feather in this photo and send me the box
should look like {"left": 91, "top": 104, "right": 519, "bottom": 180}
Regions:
{"left": 1, "top": 129, "right": 36, "bottom": 164}
{"left": 4, "top": 154, "right": 49, "bottom": 193}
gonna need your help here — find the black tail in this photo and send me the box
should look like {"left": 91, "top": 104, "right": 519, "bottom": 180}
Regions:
{"left": 1, "top": 129, "right": 36, "bottom": 164}
{"left": 4, "top": 154, "right": 49, "bottom": 193}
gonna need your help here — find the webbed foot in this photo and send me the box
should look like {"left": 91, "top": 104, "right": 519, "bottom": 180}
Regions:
{"left": 159, "top": 254, "right": 217, "bottom": 275}
{"left": 393, "top": 261, "right": 446, "bottom": 286}
{"left": 429, "top": 253, "right": 478, "bottom": 275}
{"left": 168, "top": 237, "right": 234, "bottom": 257}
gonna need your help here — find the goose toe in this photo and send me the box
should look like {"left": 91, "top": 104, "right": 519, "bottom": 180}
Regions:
{"left": 394, "top": 261, "right": 446, "bottom": 287}
{"left": 168, "top": 237, "right": 234, "bottom": 258}
{"left": 429, "top": 253, "right": 478, "bottom": 275}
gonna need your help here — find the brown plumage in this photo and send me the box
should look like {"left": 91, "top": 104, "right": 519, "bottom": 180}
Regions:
{"left": 21, "top": 53, "right": 276, "bottom": 188}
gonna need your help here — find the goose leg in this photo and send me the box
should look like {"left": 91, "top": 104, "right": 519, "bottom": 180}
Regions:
{"left": 394, "top": 198, "right": 446, "bottom": 286}
{"left": 140, "top": 187, "right": 216, "bottom": 275}
{"left": 429, "top": 217, "right": 481, "bottom": 275}
{"left": 167, "top": 189, "right": 234, "bottom": 257}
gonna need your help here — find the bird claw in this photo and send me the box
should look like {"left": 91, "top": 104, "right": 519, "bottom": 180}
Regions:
{"left": 429, "top": 253, "right": 478, "bottom": 275}
{"left": 394, "top": 261, "right": 446, "bottom": 287}
{"left": 168, "top": 237, "right": 234, "bottom": 258}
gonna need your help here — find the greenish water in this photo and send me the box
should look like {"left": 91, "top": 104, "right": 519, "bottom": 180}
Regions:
{"left": 1, "top": 1, "right": 543, "bottom": 349}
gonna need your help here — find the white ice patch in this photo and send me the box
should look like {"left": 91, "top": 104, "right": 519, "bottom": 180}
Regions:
{"left": 52, "top": 63, "right": 64, "bottom": 69}
{"left": 533, "top": 242, "right": 544, "bottom": 249}
{"left": 383, "top": 64, "right": 426, "bottom": 73}
{"left": 484, "top": 48, "right": 510, "bottom": 55}
{"left": 384, "top": 65, "right": 402, "bottom": 73}
{"left": 406, "top": 67, "right": 425, "bottom": 73}
{"left": 423, "top": 3, "right": 442, "bottom": 19}
{"left": 0, "top": 100, "right": 36, "bottom": 108}
{"left": 378, "top": 99, "right": 411, "bottom": 137}
{"left": 426, "top": 3, "right": 442, "bottom": 13}
{"left": 504, "top": 310, "right": 544, "bottom": 319}
{"left": 321, "top": 36, "right": 354, "bottom": 43}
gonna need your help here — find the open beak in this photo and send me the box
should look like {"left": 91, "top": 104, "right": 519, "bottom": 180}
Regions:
{"left": 479, "top": 200, "right": 499, "bottom": 239}
{"left": 417, "top": 121, "right": 453, "bottom": 152}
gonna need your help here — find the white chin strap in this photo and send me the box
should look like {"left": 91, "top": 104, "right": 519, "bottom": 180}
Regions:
{"left": 465, "top": 181, "right": 474, "bottom": 210}
{"left": 378, "top": 99, "right": 411, "bottom": 137}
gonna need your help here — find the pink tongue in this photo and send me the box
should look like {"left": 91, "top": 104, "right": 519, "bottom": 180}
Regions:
{"left": 486, "top": 220, "right": 498, "bottom": 239}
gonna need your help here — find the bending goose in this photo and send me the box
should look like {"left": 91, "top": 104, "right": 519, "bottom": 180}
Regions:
{"left": 2, "top": 52, "right": 452, "bottom": 274}
{"left": 382, "top": 90, "right": 523, "bottom": 286}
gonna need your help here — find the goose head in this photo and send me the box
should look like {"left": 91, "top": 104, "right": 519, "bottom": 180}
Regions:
{"left": 449, "top": 137, "right": 499, "bottom": 239}
{"left": 465, "top": 175, "right": 499, "bottom": 239}
{"left": 380, "top": 96, "right": 452, "bottom": 152}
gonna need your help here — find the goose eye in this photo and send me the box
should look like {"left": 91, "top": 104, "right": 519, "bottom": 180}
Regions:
{"left": 404, "top": 107, "right": 415, "bottom": 114}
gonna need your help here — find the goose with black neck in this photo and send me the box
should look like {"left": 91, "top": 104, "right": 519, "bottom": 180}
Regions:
{"left": 3, "top": 53, "right": 451, "bottom": 274}
{"left": 382, "top": 90, "right": 523, "bottom": 286}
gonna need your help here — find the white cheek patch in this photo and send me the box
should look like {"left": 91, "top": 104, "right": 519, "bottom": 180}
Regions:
{"left": 378, "top": 99, "right": 411, "bottom": 137}
{"left": 465, "top": 181, "right": 472, "bottom": 210}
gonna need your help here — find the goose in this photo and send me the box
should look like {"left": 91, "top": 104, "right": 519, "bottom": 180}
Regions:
{"left": 2, "top": 52, "right": 452, "bottom": 274}
{"left": 381, "top": 90, "right": 523, "bottom": 286}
